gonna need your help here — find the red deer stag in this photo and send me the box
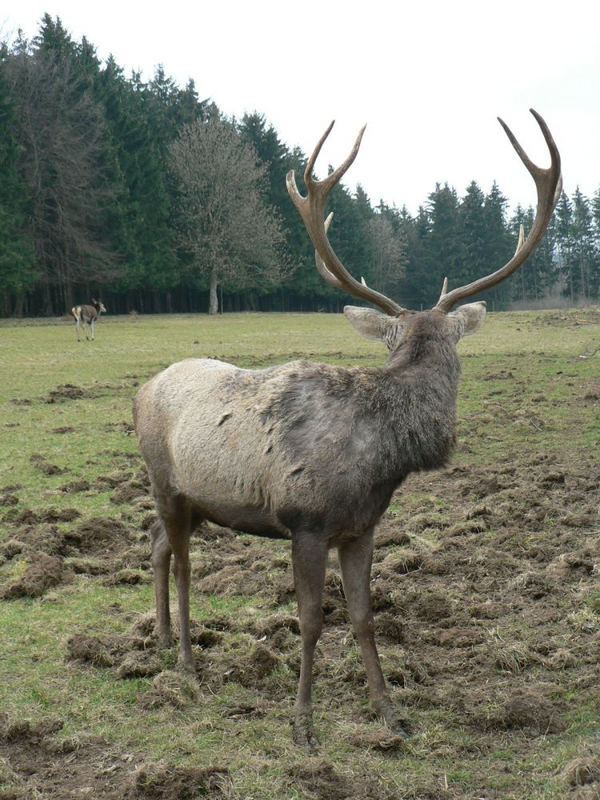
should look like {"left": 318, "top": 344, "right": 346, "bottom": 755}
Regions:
{"left": 71, "top": 299, "right": 106, "bottom": 341}
{"left": 134, "top": 110, "right": 561, "bottom": 748}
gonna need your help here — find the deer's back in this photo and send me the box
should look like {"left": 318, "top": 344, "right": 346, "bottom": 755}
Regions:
{"left": 134, "top": 358, "right": 401, "bottom": 539}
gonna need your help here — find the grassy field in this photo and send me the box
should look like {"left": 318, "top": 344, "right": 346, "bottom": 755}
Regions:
{"left": 0, "top": 309, "right": 599, "bottom": 799}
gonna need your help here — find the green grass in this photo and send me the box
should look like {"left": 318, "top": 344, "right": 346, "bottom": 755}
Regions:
{"left": 1, "top": 309, "right": 600, "bottom": 799}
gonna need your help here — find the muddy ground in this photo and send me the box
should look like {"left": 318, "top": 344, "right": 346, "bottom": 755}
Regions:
{"left": 1, "top": 311, "right": 600, "bottom": 799}
{"left": 2, "top": 442, "right": 600, "bottom": 797}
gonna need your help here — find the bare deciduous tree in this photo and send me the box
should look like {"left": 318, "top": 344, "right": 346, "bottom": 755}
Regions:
{"left": 169, "top": 117, "right": 287, "bottom": 314}
{"left": 5, "top": 42, "right": 117, "bottom": 313}
{"left": 367, "top": 213, "right": 407, "bottom": 299}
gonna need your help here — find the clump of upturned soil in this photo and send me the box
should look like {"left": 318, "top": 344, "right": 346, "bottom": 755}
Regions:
{"left": 29, "top": 453, "right": 66, "bottom": 475}
{"left": 51, "top": 425, "right": 76, "bottom": 434}
{"left": 139, "top": 670, "right": 201, "bottom": 709}
{"left": 124, "top": 764, "right": 231, "bottom": 799}
{"left": 0, "top": 715, "right": 64, "bottom": 744}
{"left": 288, "top": 760, "right": 397, "bottom": 800}
{"left": 42, "top": 383, "right": 90, "bottom": 403}
{"left": 472, "top": 687, "right": 565, "bottom": 734}
{"left": 65, "top": 517, "right": 132, "bottom": 553}
{"left": 59, "top": 479, "right": 90, "bottom": 493}
{"left": 346, "top": 728, "right": 408, "bottom": 753}
{"left": 116, "top": 652, "right": 163, "bottom": 679}
{"left": 111, "top": 477, "right": 149, "bottom": 506}
{"left": 0, "top": 553, "right": 65, "bottom": 599}
{"left": 6, "top": 507, "right": 81, "bottom": 524}
{"left": 375, "top": 612, "right": 404, "bottom": 643}
{"left": 67, "top": 634, "right": 124, "bottom": 667}
{"left": 563, "top": 753, "right": 600, "bottom": 787}
{"left": 221, "top": 642, "right": 281, "bottom": 689}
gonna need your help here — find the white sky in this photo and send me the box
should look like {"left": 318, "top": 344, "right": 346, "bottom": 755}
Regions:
{"left": 2, "top": 0, "right": 600, "bottom": 214}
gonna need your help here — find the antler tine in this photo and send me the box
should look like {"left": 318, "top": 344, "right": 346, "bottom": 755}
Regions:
{"left": 287, "top": 124, "right": 405, "bottom": 317}
{"left": 435, "top": 109, "right": 562, "bottom": 313}
{"left": 303, "top": 120, "right": 336, "bottom": 190}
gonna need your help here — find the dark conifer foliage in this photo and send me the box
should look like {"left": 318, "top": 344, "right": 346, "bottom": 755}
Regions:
{"left": 0, "top": 17, "right": 598, "bottom": 316}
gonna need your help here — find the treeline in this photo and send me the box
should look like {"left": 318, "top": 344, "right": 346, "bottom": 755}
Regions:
{"left": 1, "top": 15, "right": 600, "bottom": 317}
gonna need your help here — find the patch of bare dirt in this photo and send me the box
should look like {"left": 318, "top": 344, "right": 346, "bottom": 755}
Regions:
{"left": 0, "top": 713, "right": 230, "bottom": 800}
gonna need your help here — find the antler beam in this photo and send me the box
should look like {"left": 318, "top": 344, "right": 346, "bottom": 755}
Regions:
{"left": 286, "top": 123, "right": 405, "bottom": 316}
{"left": 435, "top": 109, "right": 562, "bottom": 312}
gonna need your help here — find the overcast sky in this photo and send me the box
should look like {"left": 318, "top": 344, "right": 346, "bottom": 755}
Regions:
{"left": 2, "top": 0, "right": 599, "bottom": 214}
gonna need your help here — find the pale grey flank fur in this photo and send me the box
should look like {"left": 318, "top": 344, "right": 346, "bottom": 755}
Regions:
{"left": 134, "top": 301, "right": 486, "bottom": 747}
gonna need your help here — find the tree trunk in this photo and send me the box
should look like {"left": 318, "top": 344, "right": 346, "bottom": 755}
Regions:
{"left": 209, "top": 268, "right": 219, "bottom": 315}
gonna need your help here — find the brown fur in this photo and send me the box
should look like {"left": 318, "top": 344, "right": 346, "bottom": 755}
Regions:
{"left": 71, "top": 299, "right": 106, "bottom": 341}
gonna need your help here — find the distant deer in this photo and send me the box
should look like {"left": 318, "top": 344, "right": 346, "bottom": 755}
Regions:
{"left": 134, "top": 110, "right": 561, "bottom": 748}
{"left": 70, "top": 299, "right": 106, "bottom": 341}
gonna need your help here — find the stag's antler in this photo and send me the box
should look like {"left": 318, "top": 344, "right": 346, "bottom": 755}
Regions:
{"left": 286, "top": 122, "right": 406, "bottom": 316}
{"left": 435, "top": 109, "right": 562, "bottom": 312}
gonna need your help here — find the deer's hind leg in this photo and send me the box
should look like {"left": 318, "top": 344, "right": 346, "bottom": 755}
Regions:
{"left": 154, "top": 493, "right": 196, "bottom": 670}
{"left": 291, "top": 531, "right": 328, "bottom": 749}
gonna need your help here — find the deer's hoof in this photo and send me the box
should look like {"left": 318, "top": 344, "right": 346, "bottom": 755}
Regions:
{"left": 376, "top": 698, "right": 411, "bottom": 739}
{"left": 292, "top": 715, "right": 320, "bottom": 751}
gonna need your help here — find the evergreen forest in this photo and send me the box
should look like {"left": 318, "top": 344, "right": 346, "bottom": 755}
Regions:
{"left": 1, "top": 15, "right": 600, "bottom": 317}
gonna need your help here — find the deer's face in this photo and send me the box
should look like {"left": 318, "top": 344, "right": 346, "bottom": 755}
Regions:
{"left": 343, "top": 302, "right": 487, "bottom": 353}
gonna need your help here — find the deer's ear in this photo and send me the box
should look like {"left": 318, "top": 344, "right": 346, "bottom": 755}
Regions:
{"left": 447, "top": 301, "right": 487, "bottom": 338}
{"left": 343, "top": 306, "right": 393, "bottom": 341}
{"left": 344, "top": 306, "right": 408, "bottom": 351}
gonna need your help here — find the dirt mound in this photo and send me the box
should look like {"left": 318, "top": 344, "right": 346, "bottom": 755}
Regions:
{"left": 0, "top": 715, "right": 64, "bottom": 744}
{"left": 67, "top": 631, "right": 149, "bottom": 667}
{"left": 288, "top": 760, "right": 397, "bottom": 800}
{"left": 472, "top": 687, "right": 565, "bottom": 734}
{"left": 111, "top": 470, "right": 151, "bottom": 505}
{"left": 6, "top": 506, "right": 81, "bottom": 524}
{"left": 42, "top": 383, "right": 92, "bottom": 403}
{"left": 124, "top": 764, "right": 231, "bottom": 799}
{"left": 66, "top": 517, "right": 132, "bottom": 553}
{"left": 222, "top": 642, "right": 281, "bottom": 688}
{"left": 59, "top": 478, "right": 91, "bottom": 493}
{"left": 29, "top": 453, "right": 66, "bottom": 475}
{"left": 563, "top": 753, "right": 600, "bottom": 787}
{"left": 0, "top": 553, "right": 65, "bottom": 599}
{"left": 346, "top": 728, "right": 407, "bottom": 753}
{"left": 139, "top": 670, "right": 201, "bottom": 709}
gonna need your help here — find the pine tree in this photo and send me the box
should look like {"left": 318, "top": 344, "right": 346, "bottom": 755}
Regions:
{"left": 555, "top": 192, "right": 575, "bottom": 302}
{"left": 0, "top": 44, "right": 36, "bottom": 315}
{"left": 571, "top": 188, "right": 597, "bottom": 299}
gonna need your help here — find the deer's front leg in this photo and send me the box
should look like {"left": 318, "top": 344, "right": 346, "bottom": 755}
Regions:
{"left": 292, "top": 532, "right": 327, "bottom": 750}
{"left": 338, "top": 531, "right": 409, "bottom": 737}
